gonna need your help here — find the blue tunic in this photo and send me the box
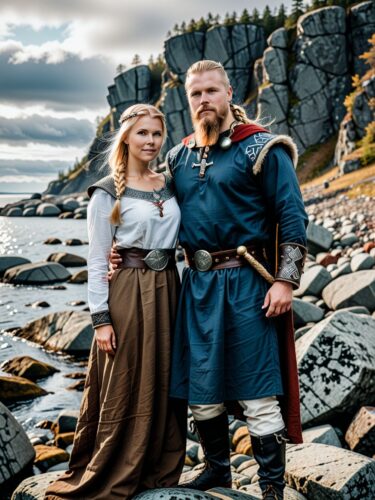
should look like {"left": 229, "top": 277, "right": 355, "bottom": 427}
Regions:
{"left": 168, "top": 133, "right": 308, "bottom": 404}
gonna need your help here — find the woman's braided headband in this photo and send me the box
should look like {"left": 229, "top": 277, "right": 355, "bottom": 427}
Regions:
{"left": 119, "top": 111, "right": 139, "bottom": 124}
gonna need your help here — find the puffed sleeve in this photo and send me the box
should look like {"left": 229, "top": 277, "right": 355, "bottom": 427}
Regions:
{"left": 260, "top": 145, "right": 309, "bottom": 288}
{"left": 87, "top": 189, "right": 116, "bottom": 328}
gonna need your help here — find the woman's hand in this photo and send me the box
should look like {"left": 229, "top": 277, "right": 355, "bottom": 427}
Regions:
{"left": 262, "top": 281, "right": 293, "bottom": 318}
{"left": 95, "top": 324, "right": 117, "bottom": 355}
{"left": 107, "top": 246, "right": 122, "bottom": 281}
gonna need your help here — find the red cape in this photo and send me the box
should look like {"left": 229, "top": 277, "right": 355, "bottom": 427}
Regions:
{"left": 182, "top": 124, "right": 269, "bottom": 147}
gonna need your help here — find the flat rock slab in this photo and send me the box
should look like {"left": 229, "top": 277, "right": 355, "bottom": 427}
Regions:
{"left": 285, "top": 443, "right": 375, "bottom": 499}
{"left": 133, "top": 488, "right": 218, "bottom": 499}
{"left": 296, "top": 311, "right": 375, "bottom": 426}
{"left": 47, "top": 253, "right": 87, "bottom": 267}
{"left": 0, "top": 256, "right": 31, "bottom": 278}
{"left": 1, "top": 356, "right": 59, "bottom": 381}
{"left": 0, "top": 375, "right": 48, "bottom": 403}
{"left": 322, "top": 270, "right": 375, "bottom": 312}
{"left": 11, "top": 471, "right": 62, "bottom": 499}
{"left": 345, "top": 406, "right": 375, "bottom": 457}
{"left": 15, "top": 311, "right": 94, "bottom": 353}
{"left": 0, "top": 402, "right": 35, "bottom": 484}
{"left": 3, "top": 261, "right": 71, "bottom": 285}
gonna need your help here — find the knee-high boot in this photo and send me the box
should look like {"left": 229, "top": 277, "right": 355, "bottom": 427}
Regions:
{"left": 180, "top": 411, "right": 232, "bottom": 490}
{"left": 250, "top": 429, "right": 287, "bottom": 500}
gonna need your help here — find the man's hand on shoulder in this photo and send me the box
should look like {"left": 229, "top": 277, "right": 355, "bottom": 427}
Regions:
{"left": 262, "top": 281, "right": 293, "bottom": 318}
{"left": 107, "top": 246, "right": 121, "bottom": 281}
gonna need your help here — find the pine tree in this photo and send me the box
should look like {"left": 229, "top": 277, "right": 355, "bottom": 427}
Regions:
{"left": 116, "top": 64, "right": 126, "bottom": 75}
{"left": 276, "top": 3, "right": 287, "bottom": 28}
{"left": 224, "top": 12, "right": 231, "bottom": 26}
{"left": 132, "top": 54, "right": 142, "bottom": 65}
{"left": 291, "top": 0, "right": 304, "bottom": 22}
{"left": 251, "top": 8, "right": 261, "bottom": 25}
{"left": 173, "top": 23, "right": 180, "bottom": 35}
{"left": 262, "top": 5, "right": 275, "bottom": 36}
{"left": 206, "top": 12, "right": 214, "bottom": 27}
{"left": 196, "top": 17, "right": 208, "bottom": 31}
{"left": 180, "top": 21, "right": 186, "bottom": 33}
{"left": 240, "top": 8, "right": 251, "bottom": 24}
{"left": 187, "top": 19, "right": 196, "bottom": 32}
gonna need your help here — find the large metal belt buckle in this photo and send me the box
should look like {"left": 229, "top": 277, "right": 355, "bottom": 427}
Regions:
{"left": 143, "top": 249, "right": 170, "bottom": 271}
{"left": 194, "top": 250, "right": 213, "bottom": 272}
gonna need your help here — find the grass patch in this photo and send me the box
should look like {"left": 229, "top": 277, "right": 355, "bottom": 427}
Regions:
{"left": 297, "top": 135, "right": 338, "bottom": 184}
{"left": 301, "top": 162, "right": 375, "bottom": 197}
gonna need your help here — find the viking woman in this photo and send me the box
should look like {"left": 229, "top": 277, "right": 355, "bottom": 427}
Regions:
{"left": 45, "top": 104, "right": 185, "bottom": 500}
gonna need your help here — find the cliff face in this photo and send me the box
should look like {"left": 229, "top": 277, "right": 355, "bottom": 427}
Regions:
{"left": 46, "top": 1, "right": 375, "bottom": 195}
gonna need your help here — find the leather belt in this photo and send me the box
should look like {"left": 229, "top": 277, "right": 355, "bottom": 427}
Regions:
{"left": 117, "top": 247, "right": 176, "bottom": 271}
{"left": 185, "top": 245, "right": 267, "bottom": 272}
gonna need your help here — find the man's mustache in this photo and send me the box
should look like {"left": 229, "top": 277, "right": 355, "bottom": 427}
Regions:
{"left": 195, "top": 106, "right": 216, "bottom": 118}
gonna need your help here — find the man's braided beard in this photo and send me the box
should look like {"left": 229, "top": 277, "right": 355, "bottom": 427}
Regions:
{"left": 192, "top": 105, "right": 228, "bottom": 146}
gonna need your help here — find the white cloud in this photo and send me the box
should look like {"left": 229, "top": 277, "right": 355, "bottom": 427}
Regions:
{"left": 0, "top": 143, "right": 88, "bottom": 162}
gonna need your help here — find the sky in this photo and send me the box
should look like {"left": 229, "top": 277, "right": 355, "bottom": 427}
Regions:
{"left": 0, "top": 0, "right": 293, "bottom": 193}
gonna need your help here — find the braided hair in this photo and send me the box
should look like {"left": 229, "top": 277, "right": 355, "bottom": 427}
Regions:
{"left": 107, "top": 104, "right": 166, "bottom": 225}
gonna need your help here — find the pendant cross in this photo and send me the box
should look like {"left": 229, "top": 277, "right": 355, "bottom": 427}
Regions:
{"left": 192, "top": 158, "right": 214, "bottom": 178}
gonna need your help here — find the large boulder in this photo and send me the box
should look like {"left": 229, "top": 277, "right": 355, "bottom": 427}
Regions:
{"left": 296, "top": 311, "right": 375, "bottom": 426}
{"left": 1, "top": 356, "right": 59, "bottom": 381}
{"left": 0, "top": 401, "right": 35, "bottom": 485}
{"left": 10, "top": 472, "right": 65, "bottom": 499}
{"left": 285, "top": 443, "right": 375, "bottom": 499}
{"left": 46, "top": 253, "right": 87, "bottom": 267}
{"left": 3, "top": 262, "right": 71, "bottom": 285}
{"left": 322, "top": 270, "right": 375, "bottom": 312}
{"left": 0, "top": 256, "right": 31, "bottom": 278}
{"left": 0, "top": 375, "right": 47, "bottom": 403}
{"left": 15, "top": 311, "right": 94, "bottom": 353}
{"left": 134, "top": 489, "right": 218, "bottom": 500}
{"left": 36, "top": 203, "right": 61, "bottom": 217}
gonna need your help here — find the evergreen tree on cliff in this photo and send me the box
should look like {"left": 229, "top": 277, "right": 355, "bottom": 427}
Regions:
{"left": 239, "top": 9, "right": 251, "bottom": 24}
{"left": 291, "top": 0, "right": 304, "bottom": 21}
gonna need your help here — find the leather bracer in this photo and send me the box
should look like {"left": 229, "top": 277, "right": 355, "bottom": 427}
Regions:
{"left": 91, "top": 310, "right": 112, "bottom": 329}
{"left": 275, "top": 243, "right": 307, "bottom": 289}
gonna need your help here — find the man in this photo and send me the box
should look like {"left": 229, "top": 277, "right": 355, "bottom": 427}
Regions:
{"left": 111, "top": 60, "right": 308, "bottom": 500}
{"left": 166, "top": 60, "right": 308, "bottom": 500}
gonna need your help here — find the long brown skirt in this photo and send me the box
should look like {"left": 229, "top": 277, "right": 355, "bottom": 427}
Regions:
{"left": 45, "top": 267, "right": 186, "bottom": 500}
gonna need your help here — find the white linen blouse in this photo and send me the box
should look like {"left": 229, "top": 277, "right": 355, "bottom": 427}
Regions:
{"left": 87, "top": 180, "right": 181, "bottom": 316}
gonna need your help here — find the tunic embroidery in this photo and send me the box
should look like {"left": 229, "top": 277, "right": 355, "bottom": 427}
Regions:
{"left": 245, "top": 132, "right": 273, "bottom": 163}
{"left": 124, "top": 179, "right": 175, "bottom": 217}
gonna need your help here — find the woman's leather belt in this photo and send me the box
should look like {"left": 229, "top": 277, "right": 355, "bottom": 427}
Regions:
{"left": 117, "top": 247, "right": 176, "bottom": 271}
{"left": 185, "top": 245, "right": 267, "bottom": 272}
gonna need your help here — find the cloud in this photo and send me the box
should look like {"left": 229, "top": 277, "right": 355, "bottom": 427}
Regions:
{"left": 0, "top": 158, "right": 71, "bottom": 183}
{"left": 0, "top": 41, "right": 114, "bottom": 111}
{"left": 0, "top": 114, "right": 95, "bottom": 146}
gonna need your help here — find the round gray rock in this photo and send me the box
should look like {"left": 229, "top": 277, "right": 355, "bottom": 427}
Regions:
{"left": 36, "top": 203, "right": 61, "bottom": 217}
{"left": 350, "top": 253, "right": 375, "bottom": 272}
{"left": 7, "top": 207, "right": 23, "bottom": 217}
{"left": 292, "top": 299, "right": 324, "bottom": 327}
{"left": 294, "top": 265, "right": 332, "bottom": 297}
{"left": 23, "top": 207, "right": 36, "bottom": 216}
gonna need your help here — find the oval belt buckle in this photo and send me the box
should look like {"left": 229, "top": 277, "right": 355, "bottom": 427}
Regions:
{"left": 194, "top": 250, "right": 213, "bottom": 272}
{"left": 143, "top": 249, "right": 170, "bottom": 271}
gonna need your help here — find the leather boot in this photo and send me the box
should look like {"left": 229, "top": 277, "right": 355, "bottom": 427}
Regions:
{"left": 180, "top": 411, "right": 232, "bottom": 490}
{"left": 250, "top": 429, "right": 288, "bottom": 500}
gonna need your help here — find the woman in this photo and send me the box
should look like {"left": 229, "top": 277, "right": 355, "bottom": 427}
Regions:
{"left": 45, "top": 104, "right": 186, "bottom": 500}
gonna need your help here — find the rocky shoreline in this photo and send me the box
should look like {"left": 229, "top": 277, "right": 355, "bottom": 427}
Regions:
{"left": 1, "top": 186, "right": 374, "bottom": 499}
